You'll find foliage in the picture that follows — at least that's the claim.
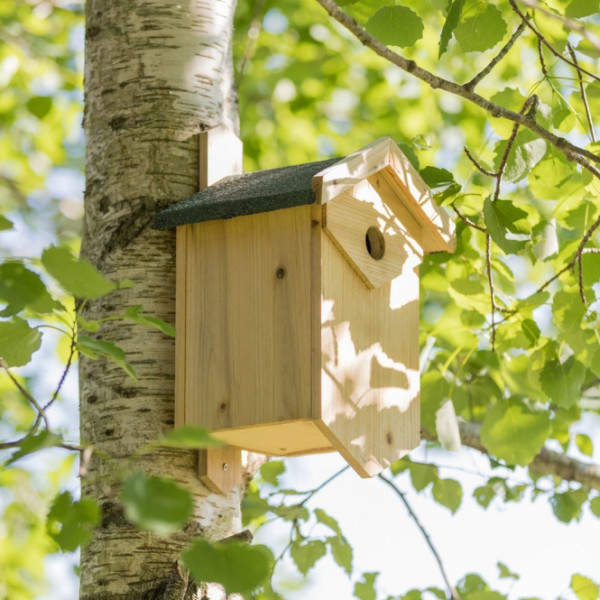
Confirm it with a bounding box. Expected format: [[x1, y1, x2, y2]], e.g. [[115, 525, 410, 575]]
[[3, 0, 600, 598]]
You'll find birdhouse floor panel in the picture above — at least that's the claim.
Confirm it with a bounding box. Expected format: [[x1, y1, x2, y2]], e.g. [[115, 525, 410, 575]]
[[212, 420, 334, 457]]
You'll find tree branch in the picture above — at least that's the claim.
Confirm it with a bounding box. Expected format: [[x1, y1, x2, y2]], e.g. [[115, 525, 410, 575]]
[[466, 21, 526, 90], [509, 0, 600, 83], [517, 0, 600, 53], [378, 474, 460, 600], [314, 0, 600, 180], [424, 421, 600, 492]]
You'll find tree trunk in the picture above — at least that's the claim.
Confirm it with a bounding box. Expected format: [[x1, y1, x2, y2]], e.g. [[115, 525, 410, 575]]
[[81, 1, 240, 598]]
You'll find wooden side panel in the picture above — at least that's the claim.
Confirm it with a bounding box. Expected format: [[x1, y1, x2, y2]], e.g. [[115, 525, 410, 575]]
[[319, 226, 421, 477], [175, 226, 187, 427], [184, 205, 315, 442]]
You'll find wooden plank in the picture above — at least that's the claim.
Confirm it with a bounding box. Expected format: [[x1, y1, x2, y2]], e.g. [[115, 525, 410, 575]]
[[319, 227, 421, 477], [184, 205, 315, 446], [195, 124, 244, 493], [199, 123, 243, 189], [198, 446, 243, 495]]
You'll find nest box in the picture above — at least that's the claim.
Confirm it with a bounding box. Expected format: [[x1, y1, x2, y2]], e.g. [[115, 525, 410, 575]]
[[154, 129, 455, 490]]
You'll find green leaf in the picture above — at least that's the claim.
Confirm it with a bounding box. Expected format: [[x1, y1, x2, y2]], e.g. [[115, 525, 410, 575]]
[[590, 496, 600, 518], [432, 478, 462, 514], [493, 131, 546, 183], [576, 433, 593, 457], [366, 6, 424, 48], [408, 461, 438, 491], [0, 317, 42, 367], [47, 492, 99, 552], [26, 96, 52, 119], [6, 430, 63, 466], [77, 335, 137, 379], [566, 0, 600, 17], [521, 319, 540, 345], [158, 426, 224, 449], [260, 460, 286, 486], [419, 166, 461, 200], [0, 262, 60, 316], [272, 503, 309, 522], [439, 0, 465, 57], [290, 539, 327, 575], [121, 471, 192, 535], [571, 574, 600, 600], [124, 305, 176, 337], [497, 561, 519, 580], [550, 489, 588, 523], [315, 508, 342, 535], [540, 355, 585, 408], [483, 197, 529, 254], [183, 538, 273, 594], [41, 245, 116, 299], [328, 535, 353, 575], [454, 1, 507, 52], [480, 399, 551, 465], [0, 215, 12, 231], [354, 572, 378, 600]]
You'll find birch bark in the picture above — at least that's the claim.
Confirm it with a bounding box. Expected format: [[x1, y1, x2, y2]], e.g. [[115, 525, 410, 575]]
[[81, 1, 240, 598]]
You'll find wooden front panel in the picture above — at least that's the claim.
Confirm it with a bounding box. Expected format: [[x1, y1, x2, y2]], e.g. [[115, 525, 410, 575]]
[[180, 205, 315, 436], [319, 224, 421, 477]]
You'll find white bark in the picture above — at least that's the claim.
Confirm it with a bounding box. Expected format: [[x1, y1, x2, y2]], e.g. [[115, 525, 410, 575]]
[[81, 1, 241, 598]]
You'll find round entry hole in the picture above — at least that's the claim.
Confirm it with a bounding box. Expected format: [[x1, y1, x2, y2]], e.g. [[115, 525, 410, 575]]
[[365, 226, 385, 260]]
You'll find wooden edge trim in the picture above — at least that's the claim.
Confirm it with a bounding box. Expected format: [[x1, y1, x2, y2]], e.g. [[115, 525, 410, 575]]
[[312, 137, 393, 205]]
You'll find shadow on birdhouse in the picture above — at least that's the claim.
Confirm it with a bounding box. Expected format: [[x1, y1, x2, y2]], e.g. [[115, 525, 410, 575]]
[[154, 128, 455, 493]]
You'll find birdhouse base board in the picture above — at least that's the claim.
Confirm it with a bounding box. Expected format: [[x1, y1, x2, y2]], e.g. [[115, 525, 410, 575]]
[[212, 419, 334, 457]]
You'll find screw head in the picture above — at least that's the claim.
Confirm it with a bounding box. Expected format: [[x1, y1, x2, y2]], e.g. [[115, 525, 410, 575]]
[[222, 462, 229, 472]]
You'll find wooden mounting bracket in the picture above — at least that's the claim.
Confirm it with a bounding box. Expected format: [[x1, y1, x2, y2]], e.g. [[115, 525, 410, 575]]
[[196, 123, 245, 494]]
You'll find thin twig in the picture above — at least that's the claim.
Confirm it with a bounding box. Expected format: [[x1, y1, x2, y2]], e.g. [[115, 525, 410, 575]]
[[299, 465, 349, 506], [236, 0, 267, 86], [535, 211, 600, 296], [1, 360, 50, 429], [494, 95, 538, 202], [313, 0, 600, 180], [537, 37, 547, 77], [518, 0, 600, 53], [464, 147, 497, 177], [452, 205, 486, 233], [466, 21, 526, 90], [44, 319, 77, 411], [578, 254, 586, 305], [378, 474, 460, 600], [486, 235, 497, 351], [568, 43, 596, 143], [508, 0, 600, 83]]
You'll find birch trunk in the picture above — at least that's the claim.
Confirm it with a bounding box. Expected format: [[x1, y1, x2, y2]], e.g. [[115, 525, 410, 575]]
[[81, 1, 240, 598]]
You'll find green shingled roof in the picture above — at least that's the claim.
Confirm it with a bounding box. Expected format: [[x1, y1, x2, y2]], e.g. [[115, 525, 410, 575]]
[[153, 158, 339, 230]]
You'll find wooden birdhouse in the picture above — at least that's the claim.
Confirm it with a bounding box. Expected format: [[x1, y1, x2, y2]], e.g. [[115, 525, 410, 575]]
[[154, 128, 455, 492]]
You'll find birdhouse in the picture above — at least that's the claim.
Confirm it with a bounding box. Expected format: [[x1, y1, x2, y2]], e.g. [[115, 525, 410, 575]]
[[154, 131, 455, 489]]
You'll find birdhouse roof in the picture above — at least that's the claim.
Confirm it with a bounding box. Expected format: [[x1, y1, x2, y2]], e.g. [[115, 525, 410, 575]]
[[153, 158, 339, 230], [153, 137, 455, 253]]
